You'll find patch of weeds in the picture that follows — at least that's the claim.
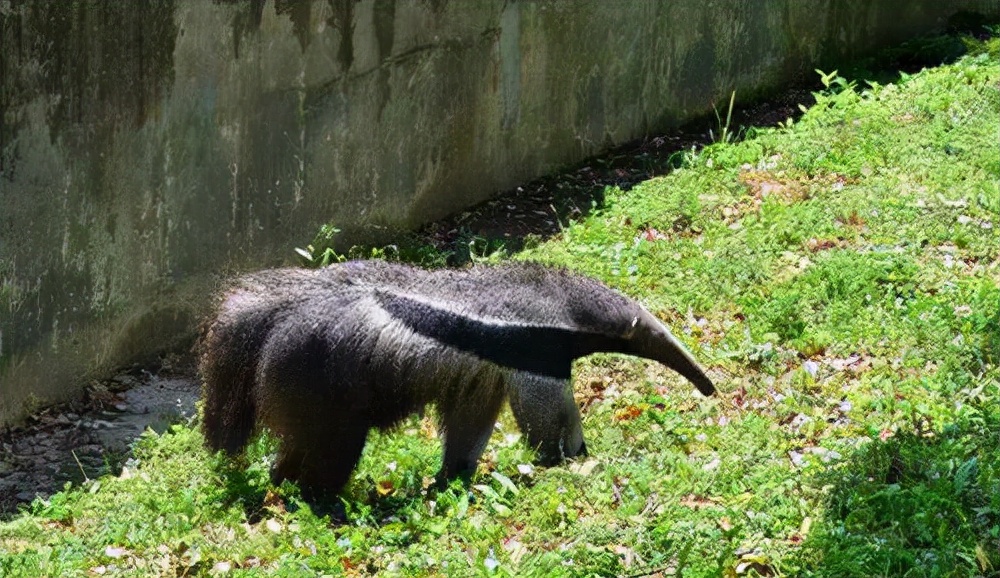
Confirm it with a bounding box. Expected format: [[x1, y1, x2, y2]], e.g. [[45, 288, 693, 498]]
[[709, 91, 739, 145], [295, 223, 450, 268], [807, 70, 861, 115], [804, 404, 1000, 577], [625, 178, 703, 233], [906, 277, 1000, 378], [743, 249, 920, 355], [448, 227, 511, 265], [962, 283, 1000, 368], [293, 223, 346, 267], [208, 432, 280, 521], [756, 290, 809, 343], [345, 416, 441, 501]]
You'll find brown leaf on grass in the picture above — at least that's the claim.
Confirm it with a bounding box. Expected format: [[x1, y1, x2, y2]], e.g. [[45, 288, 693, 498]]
[[838, 209, 867, 229], [738, 170, 810, 204], [376, 480, 395, 496], [43, 519, 72, 531], [826, 354, 873, 376], [612, 476, 628, 507], [242, 557, 263, 568], [419, 416, 438, 439], [733, 170, 855, 226], [614, 405, 644, 421], [262, 490, 286, 513], [679, 493, 721, 509], [806, 237, 847, 252], [502, 523, 530, 565], [503, 536, 528, 565], [788, 516, 812, 545], [577, 378, 611, 409], [730, 386, 748, 410], [613, 544, 639, 568], [637, 227, 668, 243], [718, 516, 734, 532]]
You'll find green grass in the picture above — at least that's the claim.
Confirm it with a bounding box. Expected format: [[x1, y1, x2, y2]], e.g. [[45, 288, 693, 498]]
[[3, 38, 1000, 577]]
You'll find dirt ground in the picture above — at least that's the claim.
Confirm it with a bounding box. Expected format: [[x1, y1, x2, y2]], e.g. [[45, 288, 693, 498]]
[[0, 368, 199, 517]]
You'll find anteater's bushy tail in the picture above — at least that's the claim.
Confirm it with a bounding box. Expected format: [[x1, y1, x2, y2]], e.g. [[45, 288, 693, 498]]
[[199, 310, 266, 456]]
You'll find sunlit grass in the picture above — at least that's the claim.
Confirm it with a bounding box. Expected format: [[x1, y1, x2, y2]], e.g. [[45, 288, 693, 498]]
[[2, 35, 999, 578]]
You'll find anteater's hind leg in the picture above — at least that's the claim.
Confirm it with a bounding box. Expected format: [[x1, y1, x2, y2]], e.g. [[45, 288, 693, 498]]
[[200, 309, 272, 456], [256, 330, 372, 498], [270, 407, 371, 499]]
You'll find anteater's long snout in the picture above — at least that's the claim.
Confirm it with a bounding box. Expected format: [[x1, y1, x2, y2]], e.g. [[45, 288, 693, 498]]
[[629, 309, 716, 396]]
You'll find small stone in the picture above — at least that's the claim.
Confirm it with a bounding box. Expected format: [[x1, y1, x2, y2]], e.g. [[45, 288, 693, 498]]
[[570, 458, 601, 476], [105, 546, 127, 559]]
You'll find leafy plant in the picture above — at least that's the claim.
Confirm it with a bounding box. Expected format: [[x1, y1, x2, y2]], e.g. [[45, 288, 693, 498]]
[[294, 224, 345, 268], [710, 90, 739, 145], [294, 224, 451, 268]]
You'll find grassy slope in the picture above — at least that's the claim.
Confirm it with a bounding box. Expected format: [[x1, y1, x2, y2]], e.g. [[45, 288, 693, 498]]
[[2, 44, 999, 578]]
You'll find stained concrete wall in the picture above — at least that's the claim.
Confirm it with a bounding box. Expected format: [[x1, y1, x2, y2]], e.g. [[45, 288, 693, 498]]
[[1, 0, 997, 426]]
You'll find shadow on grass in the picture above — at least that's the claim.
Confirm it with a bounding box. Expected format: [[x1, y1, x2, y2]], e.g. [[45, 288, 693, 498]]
[[209, 440, 453, 527], [803, 405, 1000, 577], [211, 456, 274, 524], [408, 87, 811, 266]]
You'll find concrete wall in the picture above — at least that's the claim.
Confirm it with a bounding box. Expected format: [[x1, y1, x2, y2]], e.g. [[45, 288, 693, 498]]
[[1, 0, 997, 426]]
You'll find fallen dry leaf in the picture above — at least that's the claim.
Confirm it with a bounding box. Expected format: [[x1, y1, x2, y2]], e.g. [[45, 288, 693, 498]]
[[679, 494, 721, 509], [376, 480, 395, 496], [615, 405, 644, 421]]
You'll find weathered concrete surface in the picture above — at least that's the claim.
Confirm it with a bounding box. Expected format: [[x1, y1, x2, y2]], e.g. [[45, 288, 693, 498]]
[[1, 0, 998, 426]]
